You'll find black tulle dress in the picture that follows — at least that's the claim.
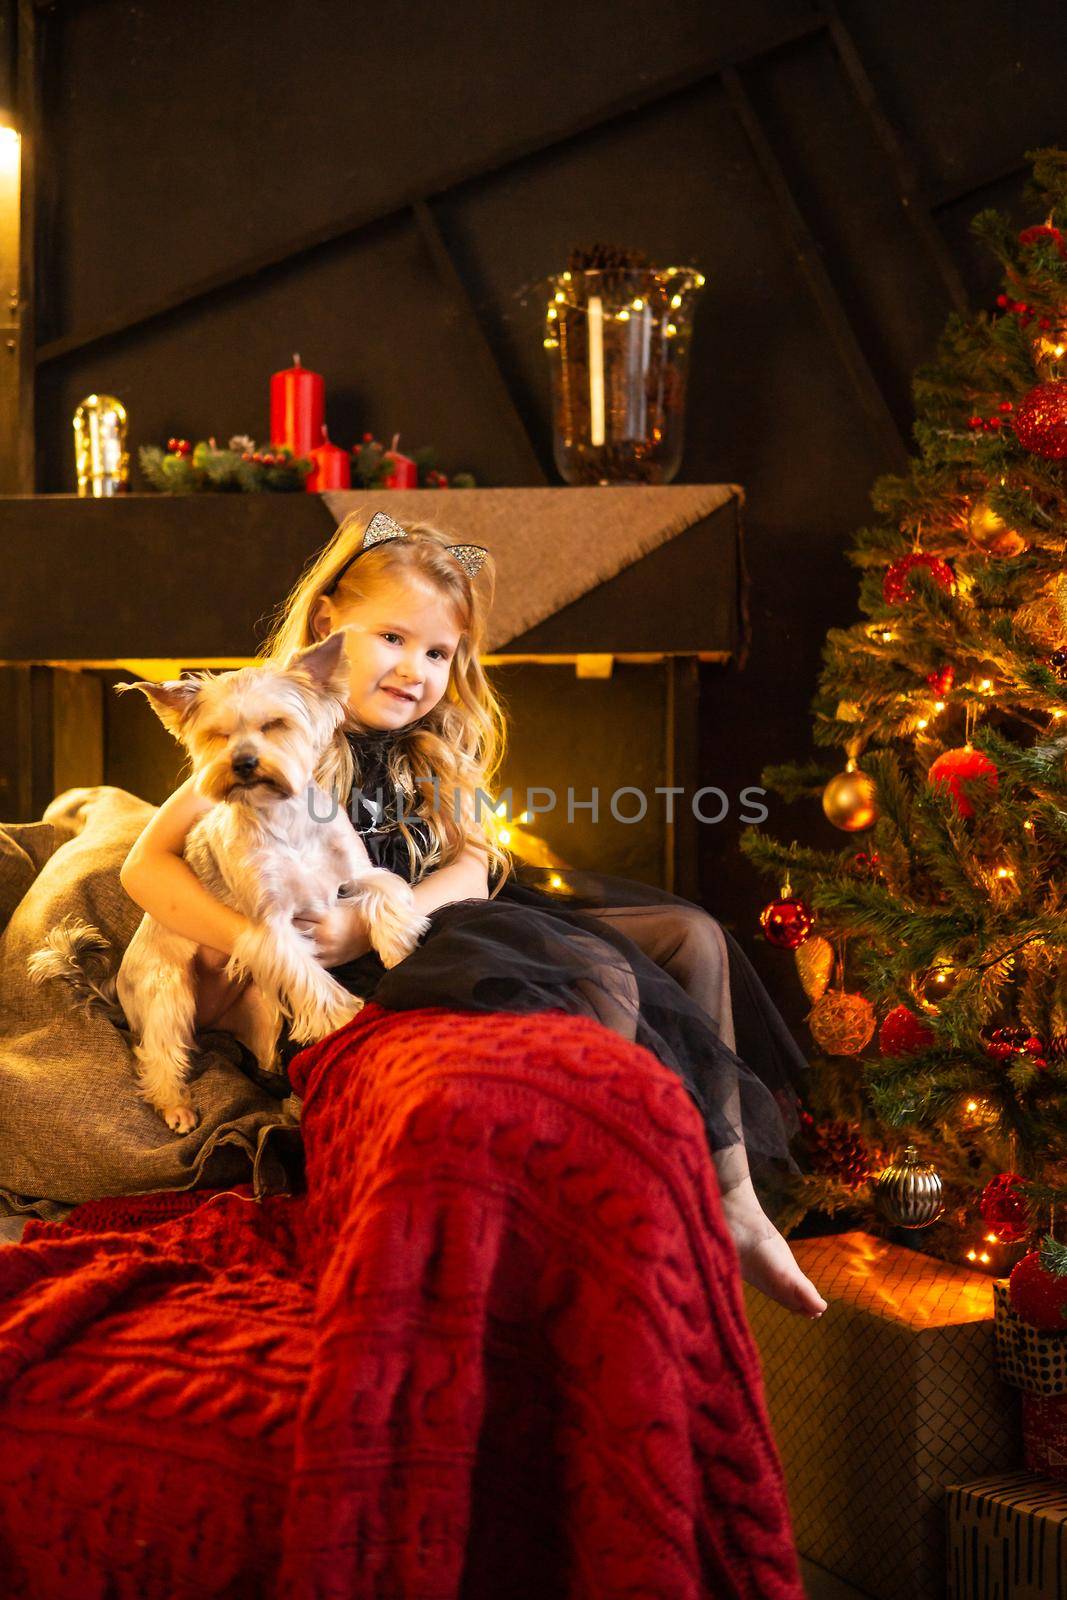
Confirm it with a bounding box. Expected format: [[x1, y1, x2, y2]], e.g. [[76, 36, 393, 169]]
[[284, 730, 810, 1203]]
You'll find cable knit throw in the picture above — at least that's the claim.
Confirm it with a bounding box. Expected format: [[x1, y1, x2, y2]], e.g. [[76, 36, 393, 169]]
[[0, 1003, 802, 1599]]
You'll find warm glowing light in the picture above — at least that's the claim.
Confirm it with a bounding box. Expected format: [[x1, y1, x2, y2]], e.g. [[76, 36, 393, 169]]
[[979, 678, 993, 692], [1053, 710, 1066, 721], [980, 1252, 991, 1264], [543, 337, 559, 349], [666, 323, 678, 336], [549, 874, 563, 889], [966, 1249, 977, 1261], [562, 270, 572, 281], [1024, 819, 1035, 832], [554, 290, 565, 303], [616, 308, 631, 322], [517, 812, 530, 824], [632, 297, 644, 310], [917, 718, 929, 730], [498, 828, 511, 845], [694, 272, 706, 286], [546, 306, 557, 320], [670, 293, 683, 308], [934, 700, 946, 713], [984, 1233, 999, 1245], [0, 125, 19, 177], [494, 801, 509, 817], [995, 865, 1015, 879]]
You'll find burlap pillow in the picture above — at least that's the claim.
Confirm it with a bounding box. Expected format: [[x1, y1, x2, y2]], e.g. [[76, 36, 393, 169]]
[[0, 822, 56, 930], [0, 786, 302, 1220]]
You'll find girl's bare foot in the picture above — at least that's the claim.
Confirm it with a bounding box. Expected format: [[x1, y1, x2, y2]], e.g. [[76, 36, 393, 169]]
[[719, 1184, 828, 1319]]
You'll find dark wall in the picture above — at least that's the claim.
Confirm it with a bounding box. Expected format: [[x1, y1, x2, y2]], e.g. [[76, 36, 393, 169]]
[[25, 0, 1067, 1020]]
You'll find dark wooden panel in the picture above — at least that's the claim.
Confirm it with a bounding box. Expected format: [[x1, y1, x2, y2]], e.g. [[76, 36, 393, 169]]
[[0, 494, 743, 661]]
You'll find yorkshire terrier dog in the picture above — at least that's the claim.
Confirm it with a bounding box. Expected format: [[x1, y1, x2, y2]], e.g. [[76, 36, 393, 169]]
[[28, 631, 428, 1134]]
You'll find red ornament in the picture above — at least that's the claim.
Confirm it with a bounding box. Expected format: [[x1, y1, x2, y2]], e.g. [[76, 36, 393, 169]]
[[980, 1172, 1032, 1244], [878, 1005, 935, 1057], [1014, 381, 1067, 460], [759, 896, 814, 950], [1018, 223, 1067, 257], [927, 747, 999, 819], [882, 552, 956, 606], [1010, 1241, 1067, 1329], [925, 664, 955, 695], [383, 434, 419, 490]]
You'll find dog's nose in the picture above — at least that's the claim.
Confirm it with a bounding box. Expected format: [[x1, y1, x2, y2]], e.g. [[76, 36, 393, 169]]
[[232, 752, 259, 777]]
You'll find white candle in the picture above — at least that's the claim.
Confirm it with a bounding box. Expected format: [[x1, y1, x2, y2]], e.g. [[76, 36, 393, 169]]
[[587, 295, 605, 448]]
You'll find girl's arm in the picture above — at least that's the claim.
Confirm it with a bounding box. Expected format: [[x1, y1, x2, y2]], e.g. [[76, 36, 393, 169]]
[[119, 775, 253, 964]]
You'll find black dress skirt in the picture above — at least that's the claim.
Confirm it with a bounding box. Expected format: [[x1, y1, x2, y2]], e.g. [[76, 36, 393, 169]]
[[285, 730, 810, 1203]]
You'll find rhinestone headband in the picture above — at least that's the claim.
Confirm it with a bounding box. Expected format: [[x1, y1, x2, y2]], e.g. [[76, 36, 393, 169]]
[[322, 510, 489, 595]]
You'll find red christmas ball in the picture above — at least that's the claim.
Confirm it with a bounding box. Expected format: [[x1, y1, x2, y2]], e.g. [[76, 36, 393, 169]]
[[759, 896, 814, 950], [1009, 1248, 1067, 1330], [927, 747, 999, 819], [980, 1172, 1031, 1244], [1014, 381, 1067, 459], [878, 1005, 935, 1057], [882, 552, 956, 606]]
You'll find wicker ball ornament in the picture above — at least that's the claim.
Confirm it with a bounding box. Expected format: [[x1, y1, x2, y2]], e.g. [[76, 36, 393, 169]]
[[759, 895, 814, 950], [927, 746, 999, 819], [795, 934, 834, 1001], [1014, 380, 1067, 459], [882, 552, 956, 606], [874, 1145, 945, 1229], [822, 766, 879, 831], [808, 990, 876, 1055]]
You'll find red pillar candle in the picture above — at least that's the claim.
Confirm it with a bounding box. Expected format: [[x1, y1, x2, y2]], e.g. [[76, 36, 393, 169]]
[[270, 354, 325, 456], [305, 426, 351, 492], [383, 433, 418, 489]]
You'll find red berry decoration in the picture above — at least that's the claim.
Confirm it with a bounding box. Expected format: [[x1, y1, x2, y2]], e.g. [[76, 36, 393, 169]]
[[759, 896, 814, 950], [926, 664, 955, 695], [1018, 223, 1067, 258], [1014, 381, 1067, 460], [980, 1172, 1032, 1244], [927, 747, 999, 819], [882, 552, 956, 606], [1009, 1237, 1067, 1330], [878, 1005, 935, 1057]]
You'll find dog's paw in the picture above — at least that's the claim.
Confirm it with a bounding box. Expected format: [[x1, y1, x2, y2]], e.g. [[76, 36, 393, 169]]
[[160, 1102, 199, 1135], [372, 910, 432, 970], [288, 989, 363, 1044]]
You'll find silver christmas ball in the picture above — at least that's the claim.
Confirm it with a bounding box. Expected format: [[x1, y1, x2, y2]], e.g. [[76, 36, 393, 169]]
[[874, 1144, 944, 1229]]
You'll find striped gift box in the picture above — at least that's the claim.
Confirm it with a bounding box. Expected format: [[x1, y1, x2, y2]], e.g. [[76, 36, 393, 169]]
[[947, 1472, 1067, 1599]]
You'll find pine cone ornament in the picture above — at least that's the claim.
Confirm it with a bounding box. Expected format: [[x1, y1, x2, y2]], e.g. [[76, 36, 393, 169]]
[[801, 1112, 872, 1189]]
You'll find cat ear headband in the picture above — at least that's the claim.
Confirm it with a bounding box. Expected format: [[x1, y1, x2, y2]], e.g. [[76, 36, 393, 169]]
[[322, 510, 489, 595]]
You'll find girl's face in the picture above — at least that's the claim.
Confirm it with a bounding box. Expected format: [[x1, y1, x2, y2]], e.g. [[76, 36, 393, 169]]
[[313, 575, 462, 732]]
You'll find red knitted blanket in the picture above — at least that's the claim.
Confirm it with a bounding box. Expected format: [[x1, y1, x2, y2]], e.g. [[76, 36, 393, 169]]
[[0, 1003, 802, 1599]]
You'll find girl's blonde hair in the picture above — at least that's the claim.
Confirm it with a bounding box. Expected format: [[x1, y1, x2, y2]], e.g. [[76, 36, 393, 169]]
[[258, 509, 511, 891]]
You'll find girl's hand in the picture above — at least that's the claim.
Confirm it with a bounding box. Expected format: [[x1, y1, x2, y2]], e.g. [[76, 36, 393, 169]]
[[292, 899, 372, 969]]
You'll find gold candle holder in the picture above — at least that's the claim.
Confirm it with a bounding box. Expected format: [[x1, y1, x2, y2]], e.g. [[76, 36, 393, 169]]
[[74, 394, 129, 497]]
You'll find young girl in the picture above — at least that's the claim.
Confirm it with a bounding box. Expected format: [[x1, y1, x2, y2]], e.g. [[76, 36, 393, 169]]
[[121, 510, 826, 1320]]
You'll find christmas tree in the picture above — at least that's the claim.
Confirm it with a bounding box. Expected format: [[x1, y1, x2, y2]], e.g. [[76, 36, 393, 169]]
[[743, 148, 1067, 1268]]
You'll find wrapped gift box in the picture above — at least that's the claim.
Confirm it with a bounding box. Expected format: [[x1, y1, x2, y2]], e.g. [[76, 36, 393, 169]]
[[946, 1472, 1067, 1598], [993, 1280, 1067, 1395], [744, 1231, 1020, 1600]]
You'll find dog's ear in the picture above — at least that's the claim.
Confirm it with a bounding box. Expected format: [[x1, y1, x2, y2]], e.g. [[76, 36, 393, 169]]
[[114, 676, 204, 739], [285, 630, 349, 696]]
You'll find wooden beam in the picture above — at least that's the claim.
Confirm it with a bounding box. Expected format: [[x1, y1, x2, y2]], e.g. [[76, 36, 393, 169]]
[[721, 65, 908, 470], [411, 198, 547, 486], [36, 14, 829, 367], [822, 3, 968, 313]]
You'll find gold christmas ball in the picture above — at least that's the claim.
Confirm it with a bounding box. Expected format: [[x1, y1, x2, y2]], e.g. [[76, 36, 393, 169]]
[[873, 1144, 944, 1229], [967, 500, 1027, 558], [822, 766, 879, 832], [795, 935, 834, 1002], [809, 990, 876, 1056]]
